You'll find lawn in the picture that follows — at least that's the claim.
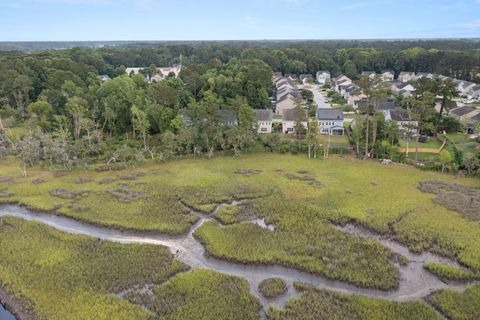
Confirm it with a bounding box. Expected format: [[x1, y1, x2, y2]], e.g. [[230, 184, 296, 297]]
[[445, 133, 479, 154]]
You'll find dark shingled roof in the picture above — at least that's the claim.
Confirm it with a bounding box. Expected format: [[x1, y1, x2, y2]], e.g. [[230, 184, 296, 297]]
[[390, 110, 413, 122], [317, 108, 344, 120], [451, 106, 476, 117], [256, 109, 273, 122], [378, 101, 400, 111], [218, 110, 237, 123]]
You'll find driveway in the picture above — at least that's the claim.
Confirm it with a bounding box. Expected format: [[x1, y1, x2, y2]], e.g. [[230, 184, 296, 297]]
[[298, 84, 331, 109]]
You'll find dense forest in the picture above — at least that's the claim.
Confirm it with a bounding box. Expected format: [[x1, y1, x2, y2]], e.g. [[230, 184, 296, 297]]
[[0, 40, 479, 174]]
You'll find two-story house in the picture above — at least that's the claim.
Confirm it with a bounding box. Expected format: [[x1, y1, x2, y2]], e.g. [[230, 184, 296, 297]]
[[317, 109, 345, 135]]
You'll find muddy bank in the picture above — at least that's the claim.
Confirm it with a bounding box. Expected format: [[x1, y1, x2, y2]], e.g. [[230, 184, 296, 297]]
[[0, 287, 34, 320], [0, 204, 477, 314]]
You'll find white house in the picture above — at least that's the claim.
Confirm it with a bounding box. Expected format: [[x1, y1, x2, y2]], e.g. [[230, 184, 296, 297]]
[[381, 70, 395, 82], [256, 110, 273, 134], [125, 66, 181, 82], [469, 84, 480, 99], [384, 109, 418, 133], [97, 75, 111, 84], [317, 109, 345, 135], [362, 71, 376, 79], [333, 75, 353, 92], [398, 72, 416, 83], [282, 109, 307, 134], [316, 71, 331, 85]]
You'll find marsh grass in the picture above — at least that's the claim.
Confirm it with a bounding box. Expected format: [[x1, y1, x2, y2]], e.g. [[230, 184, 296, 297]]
[[428, 285, 480, 320], [0, 154, 479, 283], [125, 269, 260, 320], [258, 278, 287, 299], [267, 282, 442, 320], [0, 217, 187, 320], [424, 262, 480, 282]]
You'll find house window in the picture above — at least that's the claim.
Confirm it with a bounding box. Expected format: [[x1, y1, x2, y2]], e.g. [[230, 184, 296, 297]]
[[261, 128, 268, 132], [287, 128, 294, 132]]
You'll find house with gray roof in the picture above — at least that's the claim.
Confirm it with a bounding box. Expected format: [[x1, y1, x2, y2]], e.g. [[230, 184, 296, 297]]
[[316, 71, 331, 85], [384, 109, 418, 133], [218, 110, 237, 126], [256, 110, 273, 134], [317, 109, 345, 135], [282, 109, 307, 134], [362, 71, 376, 79]]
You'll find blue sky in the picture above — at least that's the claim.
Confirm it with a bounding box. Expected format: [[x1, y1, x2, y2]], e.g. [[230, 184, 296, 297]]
[[0, 0, 479, 41]]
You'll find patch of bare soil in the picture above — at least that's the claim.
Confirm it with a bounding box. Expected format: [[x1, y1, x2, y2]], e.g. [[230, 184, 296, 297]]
[[50, 189, 89, 200], [285, 173, 323, 188], [234, 169, 262, 176], [0, 176, 13, 183], [74, 177, 91, 184], [67, 203, 90, 212], [0, 190, 15, 198], [97, 177, 117, 185], [95, 164, 126, 172], [32, 178, 45, 185], [53, 170, 68, 177], [108, 186, 147, 203], [118, 172, 145, 180], [419, 181, 480, 220]]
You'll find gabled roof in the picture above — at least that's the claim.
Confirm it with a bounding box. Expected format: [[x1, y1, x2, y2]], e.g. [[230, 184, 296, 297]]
[[382, 70, 395, 75], [378, 101, 400, 110], [344, 84, 359, 93], [316, 71, 331, 76], [472, 84, 480, 91], [256, 109, 273, 122], [450, 106, 476, 117], [283, 109, 304, 122], [317, 108, 344, 120], [399, 72, 415, 76], [390, 110, 414, 122], [218, 110, 237, 123], [362, 71, 376, 76]]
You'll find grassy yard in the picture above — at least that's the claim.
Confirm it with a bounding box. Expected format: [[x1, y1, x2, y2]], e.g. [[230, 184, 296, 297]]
[[445, 133, 479, 154]]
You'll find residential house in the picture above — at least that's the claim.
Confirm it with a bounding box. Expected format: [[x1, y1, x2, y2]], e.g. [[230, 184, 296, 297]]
[[316, 71, 331, 85], [415, 72, 434, 80], [282, 109, 307, 134], [341, 84, 365, 106], [317, 109, 345, 135], [390, 82, 416, 97], [362, 71, 376, 79], [300, 74, 313, 83], [378, 100, 401, 111], [274, 76, 299, 115], [333, 75, 353, 91], [384, 109, 418, 133], [398, 72, 416, 83], [381, 70, 395, 82], [449, 106, 480, 133], [125, 66, 181, 82], [256, 110, 273, 134], [469, 84, 480, 99], [457, 81, 476, 97], [218, 110, 238, 126], [97, 75, 111, 84]]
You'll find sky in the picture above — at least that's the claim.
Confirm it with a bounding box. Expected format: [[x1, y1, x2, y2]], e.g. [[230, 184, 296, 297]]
[[0, 0, 480, 41]]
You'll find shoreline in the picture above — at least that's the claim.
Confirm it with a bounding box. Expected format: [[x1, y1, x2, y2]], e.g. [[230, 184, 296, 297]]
[[0, 286, 35, 320]]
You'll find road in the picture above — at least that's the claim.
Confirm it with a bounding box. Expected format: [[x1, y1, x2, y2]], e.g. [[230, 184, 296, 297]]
[[298, 84, 331, 109]]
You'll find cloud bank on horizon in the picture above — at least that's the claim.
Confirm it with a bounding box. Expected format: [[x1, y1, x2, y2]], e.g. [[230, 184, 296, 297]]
[[0, 0, 479, 41]]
